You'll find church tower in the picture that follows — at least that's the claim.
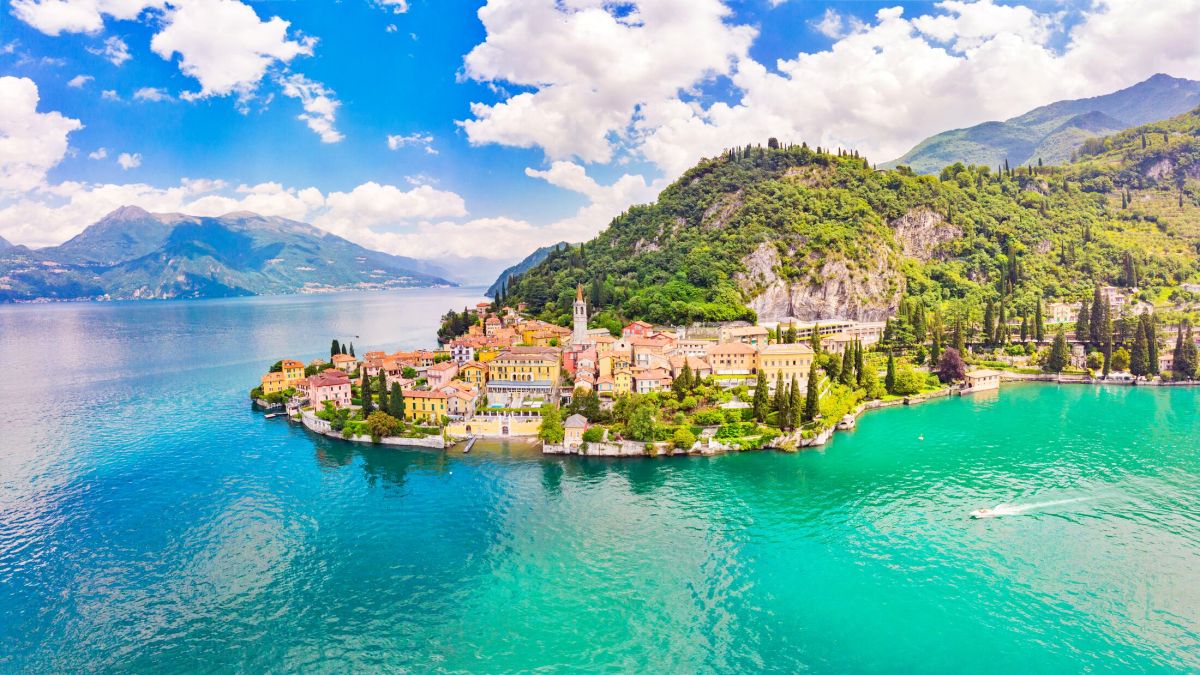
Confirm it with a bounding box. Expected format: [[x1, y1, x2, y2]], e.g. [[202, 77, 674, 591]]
[[573, 284, 588, 345]]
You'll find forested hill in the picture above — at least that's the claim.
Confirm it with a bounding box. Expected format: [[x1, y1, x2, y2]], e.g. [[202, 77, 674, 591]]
[[500, 109, 1200, 334]]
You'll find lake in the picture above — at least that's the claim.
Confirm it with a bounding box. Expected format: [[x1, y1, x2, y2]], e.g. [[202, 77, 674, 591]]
[[2, 289, 1199, 672]]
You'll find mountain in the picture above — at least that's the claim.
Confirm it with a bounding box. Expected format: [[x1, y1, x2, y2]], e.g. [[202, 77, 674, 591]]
[[0, 207, 455, 301], [486, 241, 570, 298], [886, 73, 1200, 174], [0, 234, 12, 251], [502, 109, 1200, 328]]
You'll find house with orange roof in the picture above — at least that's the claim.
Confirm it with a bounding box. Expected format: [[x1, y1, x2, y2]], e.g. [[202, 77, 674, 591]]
[[622, 320, 653, 339], [279, 359, 305, 385], [402, 389, 448, 422], [633, 367, 672, 394], [330, 353, 358, 373], [459, 361, 488, 386], [261, 371, 288, 395], [426, 360, 459, 389], [300, 370, 352, 408], [706, 341, 758, 375]]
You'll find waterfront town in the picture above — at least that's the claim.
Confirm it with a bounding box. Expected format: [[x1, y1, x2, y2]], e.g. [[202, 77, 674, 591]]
[[251, 282, 1200, 456]]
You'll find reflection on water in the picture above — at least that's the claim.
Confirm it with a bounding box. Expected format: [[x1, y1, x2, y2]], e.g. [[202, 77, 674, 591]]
[[1, 294, 1199, 672]]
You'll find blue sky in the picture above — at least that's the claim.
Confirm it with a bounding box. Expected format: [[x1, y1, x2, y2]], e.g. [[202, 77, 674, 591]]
[[1, 0, 1198, 274]]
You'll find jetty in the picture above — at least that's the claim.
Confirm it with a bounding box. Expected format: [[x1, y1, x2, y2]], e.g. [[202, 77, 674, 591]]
[[462, 436, 477, 454]]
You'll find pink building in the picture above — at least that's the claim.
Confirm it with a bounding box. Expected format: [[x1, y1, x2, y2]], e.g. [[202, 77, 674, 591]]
[[426, 360, 459, 389], [301, 370, 352, 408]]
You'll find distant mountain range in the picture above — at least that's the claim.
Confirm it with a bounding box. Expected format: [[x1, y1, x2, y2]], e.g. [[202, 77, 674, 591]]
[[886, 73, 1200, 174], [486, 241, 570, 298], [0, 206, 455, 301]]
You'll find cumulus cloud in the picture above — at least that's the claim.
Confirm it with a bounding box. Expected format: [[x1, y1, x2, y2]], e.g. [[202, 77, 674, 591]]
[[9, 0, 162, 36], [151, 0, 314, 100], [100, 88, 119, 100], [809, 8, 864, 39], [0, 76, 83, 192], [278, 73, 342, 142], [67, 74, 94, 88], [88, 147, 107, 159], [116, 152, 141, 169], [87, 35, 130, 65], [460, 0, 756, 163], [376, 0, 407, 13], [386, 132, 436, 154], [133, 86, 172, 102]]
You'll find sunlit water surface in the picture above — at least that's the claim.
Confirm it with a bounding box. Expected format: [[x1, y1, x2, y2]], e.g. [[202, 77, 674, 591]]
[[2, 289, 1199, 672]]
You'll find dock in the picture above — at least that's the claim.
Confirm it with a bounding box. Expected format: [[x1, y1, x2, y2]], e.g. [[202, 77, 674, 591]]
[[462, 437, 477, 454]]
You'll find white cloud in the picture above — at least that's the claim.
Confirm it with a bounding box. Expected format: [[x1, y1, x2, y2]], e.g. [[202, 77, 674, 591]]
[[67, 74, 94, 88], [100, 88, 119, 100], [0, 76, 83, 192], [377, 0, 407, 13], [150, 0, 314, 100], [9, 0, 162, 36], [460, 0, 756, 163], [87, 35, 130, 65], [278, 73, 342, 143], [525, 160, 663, 243], [810, 8, 864, 39], [88, 147, 107, 159], [133, 86, 172, 102], [386, 132, 435, 154], [116, 152, 141, 169], [385, 23, 397, 33]]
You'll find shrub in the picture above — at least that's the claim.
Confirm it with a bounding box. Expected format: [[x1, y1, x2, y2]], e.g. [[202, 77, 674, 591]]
[[673, 427, 696, 450], [582, 427, 603, 443]]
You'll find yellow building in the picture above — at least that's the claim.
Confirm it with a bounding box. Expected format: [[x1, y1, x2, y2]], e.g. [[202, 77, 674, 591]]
[[476, 348, 501, 363], [757, 343, 815, 388], [460, 361, 488, 387], [706, 341, 759, 375], [612, 368, 633, 395], [280, 359, 305, 385], [487, 349, 560, 385], [403, 390, 448, 422], [260, 371, 288, 395]]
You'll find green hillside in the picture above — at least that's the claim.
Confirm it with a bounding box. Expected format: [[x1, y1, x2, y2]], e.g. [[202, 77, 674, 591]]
[[501, 110, 1200, 332]]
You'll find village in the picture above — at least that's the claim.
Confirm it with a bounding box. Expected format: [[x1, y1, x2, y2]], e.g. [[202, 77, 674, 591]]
[[251, 282, 1200, 457]]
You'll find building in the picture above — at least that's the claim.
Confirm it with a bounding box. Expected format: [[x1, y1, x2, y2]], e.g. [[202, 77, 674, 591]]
[[757, 343, 815, 388], [1046, 302, 1077, 325], [403, 389, 448, 422], [459, 361, 488, 387], [669, 355, 712, 380], [963, 369, 1001, 393], [819, 333, 856, 355], [260, 371, 288, 395], [612, 369, 633, 396], [633, 368, 672, 394], [301, 370, 352, 408], [426, 360, 459, 389], [622, 321, 653, 339], [486, 348, 561, 405], [484, 316, 503, 336], [449, 341, 475, 364], [720, 324, 769, 347], [573, 284, 589, 346], [330, 353, 358, 372], [706, 341, 758, 375], [673, 339, 714, 358], [564, 414, 588, 448], [280, 359, 305, 385]]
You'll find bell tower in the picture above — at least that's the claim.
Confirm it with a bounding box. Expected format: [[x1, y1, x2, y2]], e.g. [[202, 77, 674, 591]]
[[573, 284, 588, 345]]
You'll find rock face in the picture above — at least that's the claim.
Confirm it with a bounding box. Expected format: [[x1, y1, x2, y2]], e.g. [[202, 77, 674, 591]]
[[889, 208, 960, 262], [737, 242, 903, 321]]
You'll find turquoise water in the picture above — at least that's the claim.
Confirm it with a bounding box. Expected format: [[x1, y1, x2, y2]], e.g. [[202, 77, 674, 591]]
[[2, 290, 1200, 672]]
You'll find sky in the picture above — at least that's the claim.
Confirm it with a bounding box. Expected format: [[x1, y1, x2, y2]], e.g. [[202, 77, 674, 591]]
[[2, 0, 1200, 271]]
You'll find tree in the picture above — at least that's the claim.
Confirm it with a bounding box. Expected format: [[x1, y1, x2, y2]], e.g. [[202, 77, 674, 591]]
[[839, 348, 855, 386], [1111, 347, 1131, 372], [854, 341, 866, 387], [627, 403, 657, 442], [538, 405, 565, 444], [778, 377, 793, 430], [361, 372, 374, 415], [365, 411, 403, 442], [885, 352, 897, 394], [672, 362, 693, 399], [789, 375, 802, 430], [1089, 286, 1105, 345], [752, 370, 770, 422], [773, 371, 786, 419], [1174, 321, 1196, 380], [1045, 329, 1070, 373], [953, 317, 966, 353], [1147, 313, 1160, 375], [809, 324, 822, 353], [935, 348, 967, 384], [1034, 299, 1045, 342], [341, 343, 348, 355], [803, 359, 820, 422], [389, 382, 405, 419], [891, 363, 923, 396], [1130, 314, 1149, 377], [331, 339, 341, 359], [377, 372, 389, 413], [982, 302, 995, 345], [673, 426, 696, 450], [1076, 297, 1090, 346], [348, 342, 355, 358], [1019, 315, 1028, 343]]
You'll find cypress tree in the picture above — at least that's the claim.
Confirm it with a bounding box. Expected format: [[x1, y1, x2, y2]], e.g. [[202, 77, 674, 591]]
[[331, 339, 341, 359], [1034, 299, 1045, 342], [1076, 297, 1091, 346], [774, 372, 786, 421], [854, 341, 866, 387], [377, 372, 389, 413], [1046, 329, 1070, 373], [1147, 313, 1159, 375], [930, 333, 941, 369], [996, 302, 1007, 344], [953, 317, 966, 353], [982, 302, 995, 346], [341, 343, 348, 355], [753, 370, 769, 422], [1174, 321, 1196, 380], [349, 343, 355, 358], [361, 372, 374, 415], [839, 348, 855, 386], [389, 382, 405, 419], [885, 353, 896, 394], [1020, 315, 1028, 343], [779, 378, 793, 430], [1130, 314, 1149, 377], [1090, 286, 1105, 345], [803, 359, 820, 422], [809, 324, 822, 353], [789, 375, 803, 429]]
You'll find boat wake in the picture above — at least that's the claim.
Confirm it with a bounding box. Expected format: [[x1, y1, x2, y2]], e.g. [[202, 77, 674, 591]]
[[970, 497, 1094, 519]]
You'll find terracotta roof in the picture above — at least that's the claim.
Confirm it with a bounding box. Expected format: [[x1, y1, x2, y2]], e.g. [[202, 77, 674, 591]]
[[306, 371, 350, 388], [428, 361, 457, 372], [708, 341, 757, 354], [564, 413, 588, 428], [331, 353, 357, 363], [403, 389, 448, 399], [280, 359, 304, 369], [759, 343, 815, 354], [262, 371, 287, 382]]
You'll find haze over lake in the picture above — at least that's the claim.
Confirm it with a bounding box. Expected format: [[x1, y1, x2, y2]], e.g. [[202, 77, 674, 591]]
[[2, 289, 1198, 672]]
